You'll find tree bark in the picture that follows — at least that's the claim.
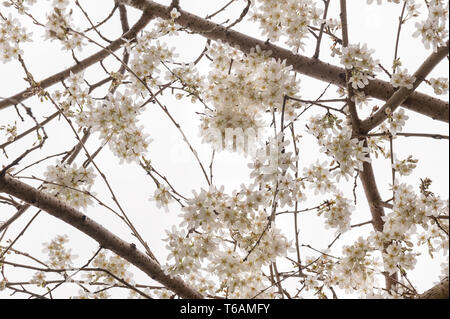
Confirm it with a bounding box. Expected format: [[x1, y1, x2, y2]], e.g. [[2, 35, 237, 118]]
[[0, 173, 203, 299], [118, 0, 449, 124]]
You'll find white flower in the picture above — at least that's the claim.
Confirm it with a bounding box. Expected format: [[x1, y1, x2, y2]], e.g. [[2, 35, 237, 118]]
[[367, 0, 400, 4], [391, 68, 416, 89], [76, 90, 152, 163], [150, 185, 174, 212], [31, 272, 46, 287], [386, 108, 409, 136], [170, 8, 181, 20], [318, 192, 354, 234], [339, 43, 380, 89], [42, 235, 77, 269], [251, 0, 323, 51], [200, 42, 299, 152], [392, 156, 418, 176], [412, 2, 449, 51], [308, 116, 370, 180], [53, 0, 69, 9]]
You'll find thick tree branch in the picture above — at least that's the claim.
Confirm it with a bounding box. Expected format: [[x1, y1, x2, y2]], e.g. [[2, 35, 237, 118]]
[[358, 159, 386, 232], [338, 0, 396, 292], [117, 0, 448, 124], [0, 111, 59, 150], [418, 277, 449, 299], [360, 41, 449, 133], [0, 173, 203, 299], [339, 0, 360, 132], [0, 11, 153, 110]]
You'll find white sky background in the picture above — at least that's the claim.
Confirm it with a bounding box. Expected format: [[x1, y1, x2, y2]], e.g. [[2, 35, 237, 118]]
[[0, 0, 448, 298]]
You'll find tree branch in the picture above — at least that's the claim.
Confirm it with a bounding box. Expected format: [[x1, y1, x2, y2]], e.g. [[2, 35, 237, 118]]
[[116, 0, 449, 124], [0, 11, 153, 110], [360, 41, 449, 133], [0, 173, 203, 299], [417, 277, 449, 299], [339, 0, 360, 132]]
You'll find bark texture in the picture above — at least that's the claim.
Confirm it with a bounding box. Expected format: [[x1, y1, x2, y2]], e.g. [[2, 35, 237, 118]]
[[0, 11, 153, 110], [418, 278, 449, 299]]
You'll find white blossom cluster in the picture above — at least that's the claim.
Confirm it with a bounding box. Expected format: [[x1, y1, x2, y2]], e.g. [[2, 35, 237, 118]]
[[30, 271, 46, 287], [379, 107, 409, 136], [303, 161, 336, 195], [168, 62, 204, 101], [151, 7, 182, 37], [51, 73, 150, 163], [340, 43, 380, 90], [76, 90, 152, 163], [42, 235, 77, 269], [335, 237, 380, 293], [179, 274, 217, 298], [43, 1, 85, 51], [162, 125, 366, 298], [73, 251, 135, 299], [52, 71, 94, 116], [201, 41, 300, 151], [391, 68, 416, 90], [164, 228, 217, 274], [392, 155, 418, 176], [413, 0, 449, 52], [336, 87, 372, 110], [351, 91, 371, 109], [377, 183, 448, 274], [313, 182, 449, 296], [301, 255, 336, 294], [366, 0, 448, 52], [0, 12, 32, 63], [128, 32, 177, 95], [0, 121, 17, 142], [325, 18, 341, 32], [43, 161, 96, 210], [200, 107, 264, 153], [302, 238, 381, 296], [250, 0, 324, 51], [164, 221, 286, 298], [150, 185, 174, 212], [307, 114, 371, 180], [429, 77, 449, 95], [85, 250, 134, 285], [382, 241, 418, 275], [365, 134, 389, 159], [1, 0, 37, 14], [384, 183, 448, 236]]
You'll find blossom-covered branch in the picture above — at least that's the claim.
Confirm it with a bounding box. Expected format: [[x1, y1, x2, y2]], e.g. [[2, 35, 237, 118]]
[[0, 173, 203, 299], [118, 0, 449, 123], [360, 41, 449, 133]]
